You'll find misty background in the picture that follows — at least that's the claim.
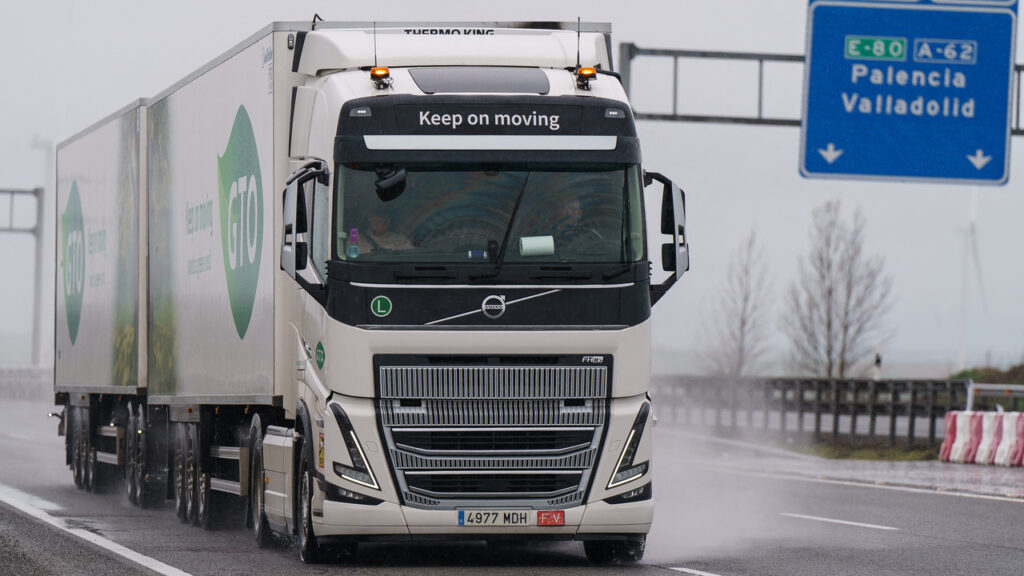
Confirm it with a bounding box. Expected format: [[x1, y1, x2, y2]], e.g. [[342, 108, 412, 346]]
[[2, 0, 1022, 377]]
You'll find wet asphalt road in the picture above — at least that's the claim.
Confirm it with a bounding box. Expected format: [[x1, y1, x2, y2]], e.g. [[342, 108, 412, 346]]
[[0, 398, 1022, 576]]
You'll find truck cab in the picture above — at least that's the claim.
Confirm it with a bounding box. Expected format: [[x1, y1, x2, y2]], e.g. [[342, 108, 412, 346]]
[[273, 23, 688, 563]]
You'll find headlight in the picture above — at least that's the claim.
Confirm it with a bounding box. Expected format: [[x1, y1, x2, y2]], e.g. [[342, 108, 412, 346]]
[[607, 402, 650, 489], [330, 403, 381, 491]]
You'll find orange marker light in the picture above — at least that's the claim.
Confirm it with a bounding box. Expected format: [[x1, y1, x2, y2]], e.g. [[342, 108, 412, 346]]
[[370, 67, 393, 89], [575, 67, 597, 90]]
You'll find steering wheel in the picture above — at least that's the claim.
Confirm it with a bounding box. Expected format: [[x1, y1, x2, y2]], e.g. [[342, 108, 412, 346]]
[[558, 226, 605, 242]]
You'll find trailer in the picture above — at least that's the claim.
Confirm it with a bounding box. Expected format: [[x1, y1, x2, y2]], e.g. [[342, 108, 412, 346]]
[[55, 21, 689, 563]]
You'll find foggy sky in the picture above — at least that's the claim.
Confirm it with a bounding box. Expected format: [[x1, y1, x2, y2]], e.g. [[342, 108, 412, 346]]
[[1, 0, 1022, 374]]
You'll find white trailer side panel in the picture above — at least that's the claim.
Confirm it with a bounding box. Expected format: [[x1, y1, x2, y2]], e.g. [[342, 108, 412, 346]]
[[56, 105, 143, 394], [147, 34, 277, 403]]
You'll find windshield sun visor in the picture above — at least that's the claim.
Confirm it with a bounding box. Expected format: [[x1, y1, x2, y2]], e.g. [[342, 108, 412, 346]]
[[335, 95, 640, 165]]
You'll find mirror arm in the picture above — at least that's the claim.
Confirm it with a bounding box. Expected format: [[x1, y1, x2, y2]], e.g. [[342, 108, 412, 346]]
[[649, 274, 678, 306]]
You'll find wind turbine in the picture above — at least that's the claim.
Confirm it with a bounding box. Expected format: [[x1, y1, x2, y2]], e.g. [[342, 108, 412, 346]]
[[957, 189, 988, 372]]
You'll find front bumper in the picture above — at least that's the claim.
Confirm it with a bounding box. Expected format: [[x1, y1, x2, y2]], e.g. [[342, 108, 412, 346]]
[[312, 496, 652, 539]]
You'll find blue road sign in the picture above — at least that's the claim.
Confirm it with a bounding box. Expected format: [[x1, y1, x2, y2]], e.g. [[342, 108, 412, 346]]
[[801, 0, 1018, 185]]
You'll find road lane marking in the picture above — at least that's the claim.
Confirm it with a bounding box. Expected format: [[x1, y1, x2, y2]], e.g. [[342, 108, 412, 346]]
[[685, 463, 1024, 504], [670, 568, 727, 576], [0, 484, 62, 511], [0, 483, 193, 576], [780, 512, 898, 531]]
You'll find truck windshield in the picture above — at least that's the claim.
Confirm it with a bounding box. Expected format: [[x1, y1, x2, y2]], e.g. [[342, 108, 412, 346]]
[[335, 164, 645, 265]]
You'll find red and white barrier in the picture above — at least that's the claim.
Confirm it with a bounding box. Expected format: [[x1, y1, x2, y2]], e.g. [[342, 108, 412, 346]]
[[939, 412, 958, 463], [974, 412, 1003, 466], [943, 411, 1023, 467], [1012, 413, 1024, 467], [994, 413, 1019, 467], [949, 411, 982, 464]]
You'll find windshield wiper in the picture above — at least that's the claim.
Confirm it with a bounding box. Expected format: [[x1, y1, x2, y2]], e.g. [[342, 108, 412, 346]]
[[602, 263, 633, 281], [476, 172, 532, 279]]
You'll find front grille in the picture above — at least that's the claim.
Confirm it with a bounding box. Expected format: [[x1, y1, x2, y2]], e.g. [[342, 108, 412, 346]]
[[393, 428, 595, 454], [380, 365, 608, 399], [405, 472, 582, 499], [380, 399, 605, 427], [375, 356, 609, 510]]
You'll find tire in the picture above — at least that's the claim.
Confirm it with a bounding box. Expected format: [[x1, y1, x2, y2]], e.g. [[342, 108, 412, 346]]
[[70, 408, 83, 489], [185, 423, 199, 525], [174, 424, 188, 521], [82, 410, 94, 492], [583, 537, 646, 564], [125, 403, 139, 505], [296, 442, 320, 564], [249, 416, 271, 548], [197, 442, 213, 530], [135, 404, 154, 508]]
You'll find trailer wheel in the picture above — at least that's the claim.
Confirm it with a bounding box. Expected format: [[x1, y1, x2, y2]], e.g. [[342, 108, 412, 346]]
[[197, 461, 212, 529], [296, 443, 321, 563], [249, 416, 271, 547], [583, 537, 646, 564], [82, 409, 94, 491], [185, 423, 199, 524], [135, 403, 155, 508], [126, 402, 139, 505], [174, 424, 187, 521], [71, 408, 83, 489]]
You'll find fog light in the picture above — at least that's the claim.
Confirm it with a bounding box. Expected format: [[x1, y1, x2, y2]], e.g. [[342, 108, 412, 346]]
[[604, 482, 652, 505]]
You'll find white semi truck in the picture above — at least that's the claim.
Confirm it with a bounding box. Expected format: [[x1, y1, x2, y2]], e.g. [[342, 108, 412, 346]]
[[54, 21, 688, 563]]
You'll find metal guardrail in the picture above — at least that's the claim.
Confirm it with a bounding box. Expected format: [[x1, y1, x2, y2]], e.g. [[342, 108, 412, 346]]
[[619, 44, 1024, 137], [652, 376, 972, 447], [0, 366, 52, 401], [966, 383, 1024, 411]]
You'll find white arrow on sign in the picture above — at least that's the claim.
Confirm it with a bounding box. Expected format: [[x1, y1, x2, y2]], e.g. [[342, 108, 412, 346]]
[[967, 149, 992, 171], [818, 143, 844, 164]]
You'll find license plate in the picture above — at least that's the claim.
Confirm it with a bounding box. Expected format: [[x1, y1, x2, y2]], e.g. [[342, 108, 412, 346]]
[[458, 510, 533, 526]]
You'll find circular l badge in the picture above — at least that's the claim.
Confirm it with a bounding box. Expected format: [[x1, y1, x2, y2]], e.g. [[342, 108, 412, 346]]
[[371, 295, 392, 318]]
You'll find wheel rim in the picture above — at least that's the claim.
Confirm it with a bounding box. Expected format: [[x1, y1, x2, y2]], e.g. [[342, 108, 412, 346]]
[[84, 445, 94, 488], [302, 473, 311, 542], [186, 430, 195, 519], [252, 451, 263, 532], [134, 414, 145, 497], [126, 409, 137, 502], [135, 424, 145, 496], [174, 446, 185, 516], [198, 473, 208, 521], [71, 412, 82, 487]]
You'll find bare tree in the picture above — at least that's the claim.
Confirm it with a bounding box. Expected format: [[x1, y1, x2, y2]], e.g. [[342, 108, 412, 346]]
[[782, 200, 893, 378], [704, 230, 772, 377]]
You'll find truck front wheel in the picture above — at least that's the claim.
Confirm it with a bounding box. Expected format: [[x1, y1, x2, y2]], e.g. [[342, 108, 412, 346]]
[[296, 446, 320, 563], [248, 416, 271, 547], [583, 537, 646, 564]]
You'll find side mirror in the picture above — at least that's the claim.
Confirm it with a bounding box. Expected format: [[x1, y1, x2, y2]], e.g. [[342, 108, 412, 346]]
[[282, 163, 324, 278], [281, 179, 300, 278], [375, 165, 407, 201], [645, 171, 689, 305]]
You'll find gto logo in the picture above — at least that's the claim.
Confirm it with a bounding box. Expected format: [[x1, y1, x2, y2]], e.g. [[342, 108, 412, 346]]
[[62, 182, 85, 345], [481, 295, 506, 319], [218, 105, 263, 339]]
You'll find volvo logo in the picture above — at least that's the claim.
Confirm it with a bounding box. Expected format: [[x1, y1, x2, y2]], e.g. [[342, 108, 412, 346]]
[[481, 295, 507, 319]]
